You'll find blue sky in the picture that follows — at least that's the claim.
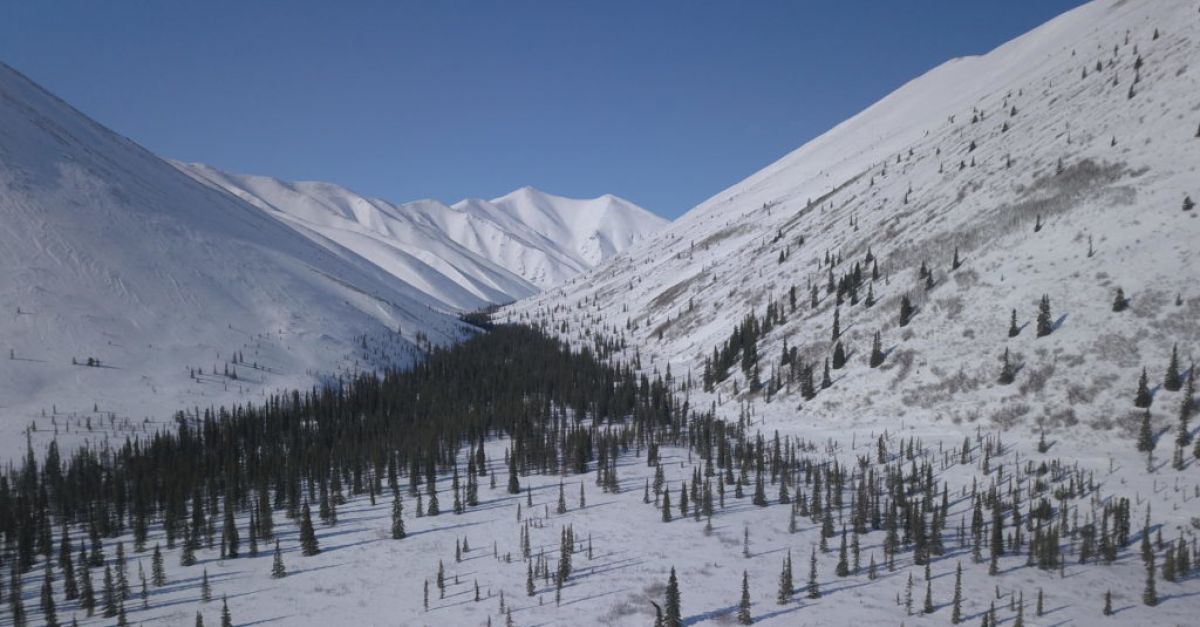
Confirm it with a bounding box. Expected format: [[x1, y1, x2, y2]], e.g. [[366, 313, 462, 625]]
[[0, 1, 1084, 218]]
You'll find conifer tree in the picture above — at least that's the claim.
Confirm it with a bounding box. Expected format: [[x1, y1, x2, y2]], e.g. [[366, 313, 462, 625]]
[[1164, 345, 1182, 391], [737, 571, 753, 625], [1008, 308, 1019, 337], [1137, 409, 1155, 453], [41, 564, 58, 627], [832, 341, 847, 370], [201, 568, 212, 602], [196, 612, 205, 627], [836, 527, 849, 576], [998, 348, 1015, 385], [221, 596, 232, 627], [777, 552, 793, 604], [923, 565, 934, 614], [1178, 369, 1195, 447], [1112, 287, 1127, 312], [665, 567, 681, 627], [869, 332, 884, 368], [661, 488, 673, 522], [1135, 368, 1152, 408], [270, 541, 286, 579], [1036, 588, 1044, 617], [9, 568, 26, 627], [1143, 553, 1158, 606], [391, 497, 406, 539], [80, 559, 95, 617], [1103, 590, 1113, 615], [899, 295, 914, 327], [103, 565, 118, 617], [1036, 295, 1052, 337], [951, 561, 963, 624], [807, 548, 821, 599], [299, 503, 320, 556], [152, 543, 166, 586]]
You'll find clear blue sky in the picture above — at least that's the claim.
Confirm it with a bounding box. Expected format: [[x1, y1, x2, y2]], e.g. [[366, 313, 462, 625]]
[[0, 1, 1084, 218]]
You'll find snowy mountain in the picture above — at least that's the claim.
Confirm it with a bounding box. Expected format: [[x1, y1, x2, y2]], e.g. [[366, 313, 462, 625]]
[[180, 165, 667, 305], [0, 60, 470, 457], [507, 0, 1200, 437]]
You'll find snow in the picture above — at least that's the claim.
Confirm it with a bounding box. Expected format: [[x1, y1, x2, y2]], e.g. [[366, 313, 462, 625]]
[[180, 164, 667, 303], [4, 0, 1200, 625]]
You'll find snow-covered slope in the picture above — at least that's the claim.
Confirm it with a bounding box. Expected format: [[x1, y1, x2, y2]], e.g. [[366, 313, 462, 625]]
[[0, 61, 470, 459], [453, 187, 668, 288], [180, 165, 668, 303], [507, 0, 1200, 437]]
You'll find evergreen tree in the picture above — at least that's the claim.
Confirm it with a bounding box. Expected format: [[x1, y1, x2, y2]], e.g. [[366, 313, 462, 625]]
[[1137, 409, 1155, 453], [1036, 294, 1052, 337], [661, 488, 672, 522], [221, 596, 232, 627], [737, 571, 753, 625], [869, 332, 884, 368], [836, 527, 849, 576], [923, 565, 934, 614], [1135, 368, 1152, 408], [664, 567, 681, 627], [152, 543, 167, 586], [807, 548, 821, 599], [899, 295, 914, 327], [777, 552, 793, 604], [1112, 287, 1127, 312], [832, 341, 847, 370], [196, 612, 205, 627], [998, 348, 1015, 385], [41, 564, 58, 627], [103, 565, 118, 617], [201, 568, 212, 602], [270, 541, 286, 579], [1143, 553, 1158, 606], [951, 562, 963, 624], [1164, 345, 1182, 391], [391, 496, 406, 539], [1103, 590, 1113, 616], [1008, 308, 1019, 337], [299, 503, 320, 556]]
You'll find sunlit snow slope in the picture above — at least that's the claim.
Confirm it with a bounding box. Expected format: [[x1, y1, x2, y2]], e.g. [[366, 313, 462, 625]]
[[181, 165, 667, 302], [507, 0, 1200, 437], [0, 61, 470, 458]]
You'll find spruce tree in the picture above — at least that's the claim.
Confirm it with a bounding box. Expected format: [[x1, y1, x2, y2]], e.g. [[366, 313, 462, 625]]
[[777, 552, 793, 604], [737, 571, 753, 625], [299, 503, 320, 556], [1137, 409, 1155, 453], [1178, 369, 1195, 447], [832, 341, 847, 370], [221, 596, 232, 627], [201, 568, 212, 602], [899, 295, 914, 327], [951, 561, 963, 624], [270, 541, 286, 579], [998, 348, 1015, 385], [1112, 287, 1127, 312], [152, 543, 166, 586], [869, 332, 884, 368], [1164, 345, 1182, 391], [1135, 368, 1152, 408], [1036, 294, 1052, 337], [1143, 553, 1158, 606], [41, 564, 58, 627], [391, 497, 406, 539], [1103, 590, 1113, 615], [807, 548, 820, 599], [1008, 308, 1019, 337], [103, 565, 118, 617], [664, 567, 681, 627]]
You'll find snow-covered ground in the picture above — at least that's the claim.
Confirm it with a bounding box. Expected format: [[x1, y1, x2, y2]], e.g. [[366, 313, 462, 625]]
[[0, 62, 662, 464], [180, 165, 666, 307], [506, 0, 1200, 446], [27, 421, 1200, 627]]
